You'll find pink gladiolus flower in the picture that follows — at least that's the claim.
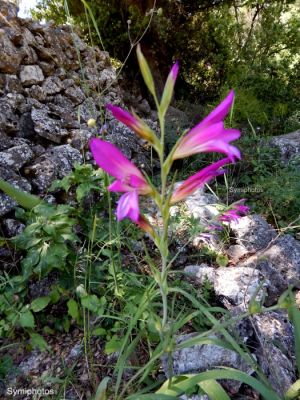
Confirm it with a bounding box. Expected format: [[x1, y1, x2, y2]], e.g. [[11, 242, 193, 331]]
[[170, 61, 179, 82], [106, 104, 157, 143], [173, 90, 241, 162], [170, 158, 229, 204], [218, 199, 249, 223], [90, 138, 152, 223], [218, 209, 241, 223]]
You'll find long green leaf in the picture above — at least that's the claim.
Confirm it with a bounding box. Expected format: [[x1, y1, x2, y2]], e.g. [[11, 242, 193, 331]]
[[0, 178, 41, 209], [157, 369, 280, 400], [199, 379, 231, 400], [285, 379, 300, 399], [177, 336, 234, 352], [157, 375, 230, 399], [290, 303, 300, 375], [93, 377, 110, 400]]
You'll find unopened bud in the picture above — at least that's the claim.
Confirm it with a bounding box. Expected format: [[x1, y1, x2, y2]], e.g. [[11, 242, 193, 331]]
[[87, 118, 97, 128], [157, 7, 163, 16]]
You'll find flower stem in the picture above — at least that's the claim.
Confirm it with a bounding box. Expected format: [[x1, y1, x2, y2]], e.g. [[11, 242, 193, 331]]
[[157, 109, 170, 336]]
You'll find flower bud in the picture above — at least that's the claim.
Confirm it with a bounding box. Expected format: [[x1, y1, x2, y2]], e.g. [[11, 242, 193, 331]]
[[136, 44, 156, 96], [87, 118, 97, 128]]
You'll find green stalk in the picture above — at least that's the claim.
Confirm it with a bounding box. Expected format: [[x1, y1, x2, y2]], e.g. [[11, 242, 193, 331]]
[[156, 106, 170, 333]]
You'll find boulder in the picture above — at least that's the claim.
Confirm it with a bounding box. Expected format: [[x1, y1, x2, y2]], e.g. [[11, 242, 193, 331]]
[[237, 234, 300, 305], [162, 333, 254, 395], [269, 129, 300, 165], [253, 311, 296, 397], [230, 214, 276, 252], [184, 264, 267, 308]]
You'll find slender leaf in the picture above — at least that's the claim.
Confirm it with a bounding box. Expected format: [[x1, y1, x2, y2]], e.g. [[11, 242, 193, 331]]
[[94, 377, 110, 400], [290, 303, 300, 375], [157, 369, 280, 400], [0, 178, 41, 209], [285, 379, 300, 399], [199, 379, 231, 400]]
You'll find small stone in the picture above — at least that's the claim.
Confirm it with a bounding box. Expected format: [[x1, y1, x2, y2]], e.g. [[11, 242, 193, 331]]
[[184, 264, 216, 285], [38, 61, 55, 76], [25, 85, 46, 102], [20, 65, 45, 86], [28, 145, 82, 192], [0, 144, 34, 170], [0, 29, 22, 74], [3, 219, 25, 237], [42, 76, 63, 95], [31, 106, 69, 143], [4, 74, 23, 92], [226, 244, 248, 262], [0, 101, 19, 133], [65, 86, 85, 105]]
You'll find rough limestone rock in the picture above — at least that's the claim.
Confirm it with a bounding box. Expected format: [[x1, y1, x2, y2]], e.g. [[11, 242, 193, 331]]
[[269, 129, 300, 165], [31, 106, 69, 143], [184, 190, 219, 224], [237, 234, 300, 305], [163, 333, 254, 395], [230, 214, 276, 252], [28, 145, 82, 193], [20, 65, 45, 86], [226, 244, 248, 262], [184, 264, 216, 285], [3, 218, 25, 237], [214, 266, 266, 308], [184, 264, 267, 308], [0, 144, 34, 169], [253, 311, 296, 396], [0, 30, 22, 74]]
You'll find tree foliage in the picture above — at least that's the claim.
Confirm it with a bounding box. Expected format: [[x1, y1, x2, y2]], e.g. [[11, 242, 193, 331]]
[[32, 0, 300, 132]]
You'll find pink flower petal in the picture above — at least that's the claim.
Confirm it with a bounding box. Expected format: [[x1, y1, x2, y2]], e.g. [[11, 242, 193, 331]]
[[116, 191, 140, 222], [106, 104, 156, 142], [199, 90, 235, 129], [171, 158, 229, 203], [90, 138, 145, 181], [173, 122, 241, 161], [172, 90, 240, 162], [106, 104, 137, 129], [169, 61, 179, 83], [109, 180, 132, 192]]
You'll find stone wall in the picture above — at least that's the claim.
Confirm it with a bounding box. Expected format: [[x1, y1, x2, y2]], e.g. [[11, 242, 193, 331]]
[[0, 0, 154, 217]]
